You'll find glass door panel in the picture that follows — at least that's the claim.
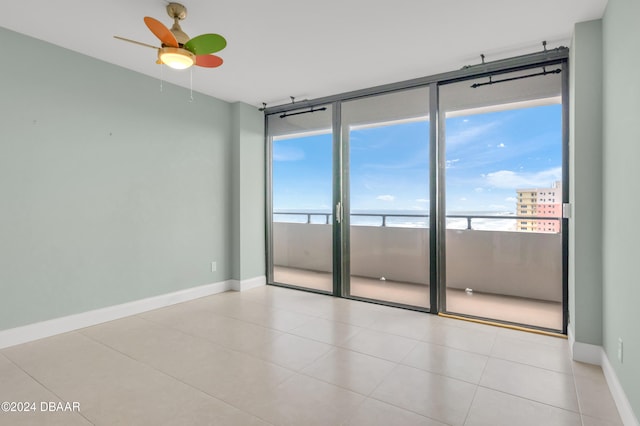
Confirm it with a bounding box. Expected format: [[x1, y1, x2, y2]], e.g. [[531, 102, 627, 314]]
[[342, 88, 431, 308], [268, 106, 334, 293], [439, 67, 564, 330]]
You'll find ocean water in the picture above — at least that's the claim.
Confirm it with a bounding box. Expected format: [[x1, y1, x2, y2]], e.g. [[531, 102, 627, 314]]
[[273, 210, 520, 232]]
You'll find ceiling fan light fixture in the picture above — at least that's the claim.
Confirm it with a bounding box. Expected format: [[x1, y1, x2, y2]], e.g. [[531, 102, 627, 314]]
[[158, 47, 195, 70]]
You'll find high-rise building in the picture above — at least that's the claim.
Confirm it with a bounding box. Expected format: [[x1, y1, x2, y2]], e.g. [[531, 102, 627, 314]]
[[516, 181, 562, 233]]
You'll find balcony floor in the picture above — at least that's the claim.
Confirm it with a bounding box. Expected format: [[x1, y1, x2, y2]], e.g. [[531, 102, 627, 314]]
[[274, 266, 562, 331]]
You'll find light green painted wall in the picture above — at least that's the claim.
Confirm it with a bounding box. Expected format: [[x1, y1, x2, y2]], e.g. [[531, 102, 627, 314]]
[[602, 0, 640, 418], [0, 27, 233, 330], [568, 20, 603, 346], [230, 103, 266, 281]]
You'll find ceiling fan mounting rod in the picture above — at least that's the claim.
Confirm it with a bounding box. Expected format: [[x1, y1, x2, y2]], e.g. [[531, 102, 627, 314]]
[[165, 3, 190, 45]]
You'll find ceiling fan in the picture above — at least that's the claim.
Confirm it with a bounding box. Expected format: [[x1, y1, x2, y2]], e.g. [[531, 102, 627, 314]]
[[114, 2, 226, 70]]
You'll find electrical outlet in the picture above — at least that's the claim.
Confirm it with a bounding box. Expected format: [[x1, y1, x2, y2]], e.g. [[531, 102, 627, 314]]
[[618, 338, 623, 363], [211, 261, 217, 272]]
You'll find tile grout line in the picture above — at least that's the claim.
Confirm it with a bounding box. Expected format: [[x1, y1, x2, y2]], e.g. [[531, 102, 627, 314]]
[[477, 359, 581, 414], [476, 385, 583, 416], [461, 335, 496, 425], [364, 366, 456, 426], [486, 354, 578, 377], [570, 360, 595, 426], [296, 346, 398, 399]]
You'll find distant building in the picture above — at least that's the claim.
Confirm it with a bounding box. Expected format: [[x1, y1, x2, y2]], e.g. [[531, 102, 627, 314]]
[[516, 181, 562, 233]]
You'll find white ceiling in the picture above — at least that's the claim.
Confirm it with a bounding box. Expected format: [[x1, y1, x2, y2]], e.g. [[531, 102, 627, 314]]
[[0, 0, 607, 108]]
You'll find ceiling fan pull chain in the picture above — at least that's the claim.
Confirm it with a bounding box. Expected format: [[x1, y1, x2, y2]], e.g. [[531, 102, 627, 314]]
[[160, 62, 164, 92], [190, 68, 194, 102]]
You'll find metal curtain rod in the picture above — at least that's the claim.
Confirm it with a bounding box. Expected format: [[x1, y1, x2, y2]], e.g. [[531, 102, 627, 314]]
[[471, 67, 561, 89], [279, 107, 327, 119]]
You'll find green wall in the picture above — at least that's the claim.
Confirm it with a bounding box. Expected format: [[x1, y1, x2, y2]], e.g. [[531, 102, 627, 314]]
[[230, 103, 266, 281], [602, 0, 640, 417], [0, 26, 260, 331], [568, 20, 603, 346]]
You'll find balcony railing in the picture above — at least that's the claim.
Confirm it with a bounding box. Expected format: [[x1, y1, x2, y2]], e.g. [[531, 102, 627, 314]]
[[273, 211, 561, 231]]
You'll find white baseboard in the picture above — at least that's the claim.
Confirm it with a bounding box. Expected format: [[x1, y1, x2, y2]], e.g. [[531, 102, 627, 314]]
[[601, 350, 640, 426], [568, 328, 639, 426], [0, 280, 234, 350], [568, 328, 604, 365], [230, 275, 266, 291]]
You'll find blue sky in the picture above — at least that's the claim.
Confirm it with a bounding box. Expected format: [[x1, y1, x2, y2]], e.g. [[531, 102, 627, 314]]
[[272, 104, 562, 213]]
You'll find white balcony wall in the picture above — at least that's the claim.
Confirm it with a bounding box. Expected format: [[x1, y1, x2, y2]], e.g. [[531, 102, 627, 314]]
[[273, 222, 562, 302], [350, 226, 430, 284], [447, 229, 562, 302], [273, 223, 333, 272]]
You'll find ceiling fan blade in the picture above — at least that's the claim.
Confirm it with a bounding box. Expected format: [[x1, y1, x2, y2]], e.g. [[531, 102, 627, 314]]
[[195, 55, 223, 68], [113, 36, 159, 50], [184, 34, 227, 55], [143, 16, 179, 48]]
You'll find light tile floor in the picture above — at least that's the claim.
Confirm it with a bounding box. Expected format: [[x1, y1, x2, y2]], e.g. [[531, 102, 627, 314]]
[[0, 286, 622, 426]]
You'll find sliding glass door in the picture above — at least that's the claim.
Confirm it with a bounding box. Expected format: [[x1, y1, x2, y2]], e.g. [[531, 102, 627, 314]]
[[266, 57, 568, 332], [267, 105, 334, 293], [342, 88, 431, 309], [439, 67, 565, 330]]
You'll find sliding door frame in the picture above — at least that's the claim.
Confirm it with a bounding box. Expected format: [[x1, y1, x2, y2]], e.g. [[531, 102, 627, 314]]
[[430, 82, 444, 314], [265, 47, 569, 333], [435, 67, 568, 333], [561, 61, 570, 333], [265, 104, 336, 295], [265, 117, 274, 286], [332, 101, 347, 297]]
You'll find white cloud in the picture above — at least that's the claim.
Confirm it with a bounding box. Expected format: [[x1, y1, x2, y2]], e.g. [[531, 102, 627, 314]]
[[505, 197, 518, 202], [376, 195, 395, 202], [362, 148, 429, 171], [474, 187, 484, 193], [447, 121, 500, 146], [446, 159, 460, 168], [273, 146, 305, 161], [497, 143, 506, 148], [484, 167, 562, 189], [490, 204, 507, 210], [415, 198, 429, 203], [460, 197, 467, 201]]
